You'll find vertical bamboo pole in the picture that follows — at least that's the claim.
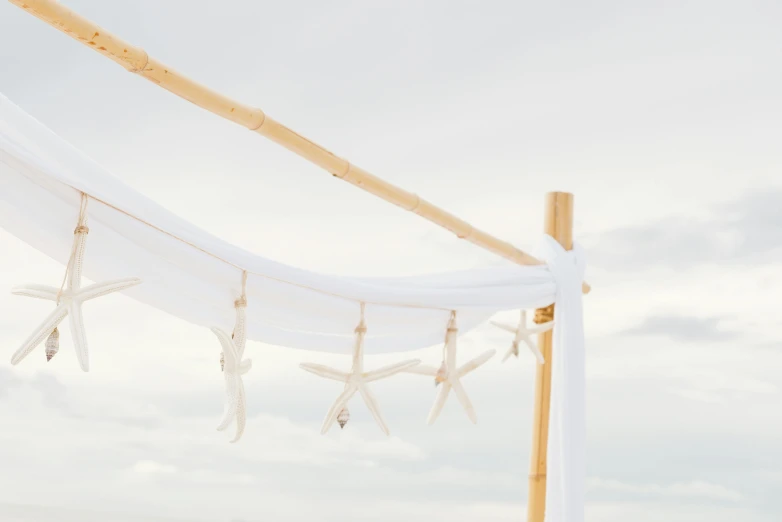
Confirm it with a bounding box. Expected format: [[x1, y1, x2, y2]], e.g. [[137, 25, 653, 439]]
[[527, 192, 574, 522]]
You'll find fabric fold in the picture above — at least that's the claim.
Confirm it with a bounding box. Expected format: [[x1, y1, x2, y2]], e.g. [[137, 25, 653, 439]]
[[536, 235, 586, 522], [0, 92, 574, 354]]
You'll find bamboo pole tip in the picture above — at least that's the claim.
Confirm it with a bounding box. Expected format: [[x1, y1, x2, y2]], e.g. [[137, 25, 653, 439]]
[[544, 191, 574, 203]]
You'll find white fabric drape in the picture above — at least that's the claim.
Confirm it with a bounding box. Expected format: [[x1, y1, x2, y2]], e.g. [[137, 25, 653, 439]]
[[536, 237, 586, 522], [0, 92, 563, 354]]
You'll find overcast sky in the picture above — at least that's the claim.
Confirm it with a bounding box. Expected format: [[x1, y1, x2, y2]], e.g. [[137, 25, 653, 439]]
[[1, 0, 781, 521]]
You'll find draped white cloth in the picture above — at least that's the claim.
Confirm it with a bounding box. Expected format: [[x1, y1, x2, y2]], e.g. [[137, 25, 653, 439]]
[[0, 92, 569, 354], [0, 91, 585, 520], [538, 237, 586, 522]]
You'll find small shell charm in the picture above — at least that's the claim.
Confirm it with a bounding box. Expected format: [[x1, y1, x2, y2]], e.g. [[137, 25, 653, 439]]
[[434, 360, 448, 386], [45, 327, 59, 362], [337, 407, 350, 429], [219, 352, 225, 372]]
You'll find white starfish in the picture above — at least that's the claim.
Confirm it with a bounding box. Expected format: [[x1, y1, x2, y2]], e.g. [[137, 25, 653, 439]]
[[300, 317, 421, 435], [211, 301, 252, 443], [10, 225, 141, 372], [490, 310, 553, 364], [406, 314, 496, 425]]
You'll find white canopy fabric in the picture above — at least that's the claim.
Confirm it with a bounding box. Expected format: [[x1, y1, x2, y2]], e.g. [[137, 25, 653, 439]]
[[0, 91, 586, 521], [0, 92, 574, 355]]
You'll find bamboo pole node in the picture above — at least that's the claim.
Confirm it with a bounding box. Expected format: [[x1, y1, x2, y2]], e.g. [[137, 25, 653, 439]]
[[534, 306, 554, 324], [408, 194, 422, 212], [458, 226, 475, 240], [335, 161, 352, 179], [248, 110, 267, 132], [127, 49, 149, 73]]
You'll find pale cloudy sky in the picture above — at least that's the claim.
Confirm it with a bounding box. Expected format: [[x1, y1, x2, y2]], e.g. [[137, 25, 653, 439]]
[[1, 0, 781, 521]]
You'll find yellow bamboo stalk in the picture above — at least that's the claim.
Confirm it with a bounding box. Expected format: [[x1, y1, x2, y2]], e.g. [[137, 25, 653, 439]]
[[8, 0, 589, 293], [527, 191, 574, 521]]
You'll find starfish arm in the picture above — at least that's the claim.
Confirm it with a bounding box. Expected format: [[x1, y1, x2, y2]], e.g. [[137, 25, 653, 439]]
[[358, 383, 390, 436], [211, 327, 241, 371], [217, 372, 241, 431], [528, 321, 555, 334], [321, 384, 358, 435], [68, 302, 90, 372], [427, 382, 452, 425], [363, 359, 421, 382], [403, 364, 440, 376], [11, 284, 60, 301], [229, 377, 247, 443], [522, 336, 546, 364], [299, 363, 350, 382], [489, 320, 517, 334], [351, 329, 366, 374], [68, 232, 88, 291], [233, 306, 247, 359], [457, 349, 497, 377], [239, 359, 253, 375], [501, 347, 515, 363], [10, 304, 68, 365], [445, 334, 458, 368], [78, 278, 142, 302], [451, 378, 478, 424]]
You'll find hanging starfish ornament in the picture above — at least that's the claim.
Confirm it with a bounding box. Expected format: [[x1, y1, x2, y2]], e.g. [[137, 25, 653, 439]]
[[490, 309, 553, 364], [10, 196, 141, 372], [299, 304, 421, 435], [211, 293, 252, 443], [405, 312, 496, 425]]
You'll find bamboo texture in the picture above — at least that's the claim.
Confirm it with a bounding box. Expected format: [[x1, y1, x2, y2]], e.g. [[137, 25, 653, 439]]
[[8, 0, 590, 293], [526, 192, 574, 522]]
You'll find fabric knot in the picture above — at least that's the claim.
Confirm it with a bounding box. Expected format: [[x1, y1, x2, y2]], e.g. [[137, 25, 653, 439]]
[[533, 235, 586, 294]]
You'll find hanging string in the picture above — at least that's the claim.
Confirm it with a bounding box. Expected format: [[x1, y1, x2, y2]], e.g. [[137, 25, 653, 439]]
[[56, 193, 89, 305], [234, 270, 248, 308], [227, 269, 249, 355], [356, 302, 367, 333], [442, 310, 457, 361]]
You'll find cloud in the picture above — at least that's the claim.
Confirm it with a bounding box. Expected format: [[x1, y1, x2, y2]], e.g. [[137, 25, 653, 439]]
[[586, 501, 774, 522], [27, 372, 72, 413], [0, 367, 22, 397], [588, 477, 743, 502], [0, 503, 203, 522], [132, 460, 177, 475], [587, 188, 782, 273], [129, 460, 257, 486], [619, 314, 739, 343]]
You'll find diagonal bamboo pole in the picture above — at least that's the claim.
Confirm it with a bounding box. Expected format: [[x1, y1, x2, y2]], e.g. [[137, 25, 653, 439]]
[[527, 192, 574, 522], [8, 0, 589, 293]]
